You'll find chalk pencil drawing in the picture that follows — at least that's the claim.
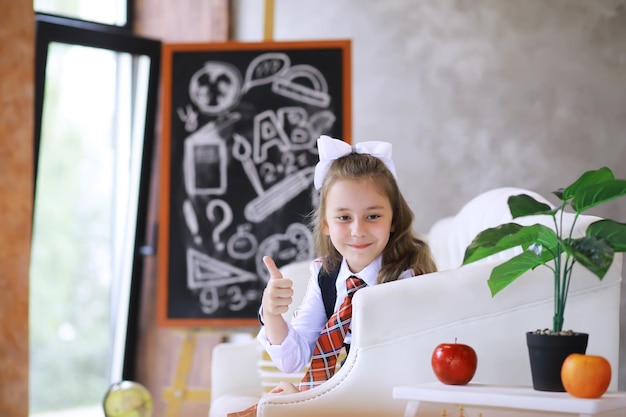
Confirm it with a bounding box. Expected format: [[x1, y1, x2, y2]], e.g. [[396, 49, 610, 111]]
[[232, 133, 265, 196], [244, 167, 315, 223]]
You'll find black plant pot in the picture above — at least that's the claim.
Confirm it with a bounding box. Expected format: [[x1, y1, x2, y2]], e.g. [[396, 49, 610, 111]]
[[526, 331, 588, 392]]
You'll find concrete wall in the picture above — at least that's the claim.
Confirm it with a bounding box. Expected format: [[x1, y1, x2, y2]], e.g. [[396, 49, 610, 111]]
[[232, 0, 626, 389]]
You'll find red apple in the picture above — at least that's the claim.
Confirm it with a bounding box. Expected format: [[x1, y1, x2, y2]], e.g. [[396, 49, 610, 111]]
[[431, 340, 478, 385]]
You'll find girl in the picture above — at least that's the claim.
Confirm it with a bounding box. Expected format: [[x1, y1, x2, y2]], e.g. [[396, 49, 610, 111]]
[[257, 135, 437, 394]]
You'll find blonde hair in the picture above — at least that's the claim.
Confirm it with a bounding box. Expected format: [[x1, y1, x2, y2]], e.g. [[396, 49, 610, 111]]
[[311, 152, 437, 283]]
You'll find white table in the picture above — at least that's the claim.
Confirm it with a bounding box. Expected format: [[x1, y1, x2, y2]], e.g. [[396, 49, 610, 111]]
[[393, 382, 626, 417]]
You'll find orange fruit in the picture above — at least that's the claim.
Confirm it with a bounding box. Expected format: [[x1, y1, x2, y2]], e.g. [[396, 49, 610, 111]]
[[561, 353, 611, 398]]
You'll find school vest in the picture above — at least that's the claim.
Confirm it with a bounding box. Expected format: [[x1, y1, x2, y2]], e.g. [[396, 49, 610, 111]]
[[317, 262, 352, 356], [317, 263, 341, 320]]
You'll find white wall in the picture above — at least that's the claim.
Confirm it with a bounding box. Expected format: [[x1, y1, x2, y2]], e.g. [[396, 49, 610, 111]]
[[231, 0, 626, 389]]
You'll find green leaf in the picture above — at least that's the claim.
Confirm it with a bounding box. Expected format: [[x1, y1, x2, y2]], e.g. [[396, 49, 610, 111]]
[[463, 223, 558, 265], [507, 194, 554, 219], [496, 223, 560, 253], [487, 251, 548, 296], [553, 188, 565, 201], [463, 223, 522, 264], [586, 219, 626, 252], [571, 180, 626, 213], [562, 167, 614, 202], [566, 236, 614, 279]]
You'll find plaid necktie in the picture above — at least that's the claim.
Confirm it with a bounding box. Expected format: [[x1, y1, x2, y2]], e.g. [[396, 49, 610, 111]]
[[299, 275, 367, 391]]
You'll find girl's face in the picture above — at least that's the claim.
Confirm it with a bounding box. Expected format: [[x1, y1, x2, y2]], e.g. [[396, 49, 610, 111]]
[[323, 178, 393, 273]]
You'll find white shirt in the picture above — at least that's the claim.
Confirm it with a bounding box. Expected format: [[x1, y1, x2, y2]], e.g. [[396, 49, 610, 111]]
[[256, 256, 415, 373]]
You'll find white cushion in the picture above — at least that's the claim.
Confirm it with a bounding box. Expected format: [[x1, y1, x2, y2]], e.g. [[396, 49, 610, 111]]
[[427, 187, 553, 271]]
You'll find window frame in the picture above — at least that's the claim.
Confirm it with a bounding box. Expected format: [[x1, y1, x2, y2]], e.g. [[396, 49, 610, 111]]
[[33, 12, 161, 380]]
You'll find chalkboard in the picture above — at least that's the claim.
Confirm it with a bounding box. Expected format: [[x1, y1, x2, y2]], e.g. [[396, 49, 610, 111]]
[[157, 40, 351, 327]]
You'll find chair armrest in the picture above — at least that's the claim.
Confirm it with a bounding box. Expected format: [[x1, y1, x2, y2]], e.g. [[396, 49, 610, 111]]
[[211, 339, 263, 400], [256, 350, 392, 417]]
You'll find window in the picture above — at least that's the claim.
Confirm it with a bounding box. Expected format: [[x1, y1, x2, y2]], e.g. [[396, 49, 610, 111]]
[[34, 0, 131, 27], [31, 13, 160, 416]]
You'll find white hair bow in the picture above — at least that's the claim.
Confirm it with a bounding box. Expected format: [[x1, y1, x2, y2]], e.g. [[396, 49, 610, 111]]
[[313, 135, 397, 189]]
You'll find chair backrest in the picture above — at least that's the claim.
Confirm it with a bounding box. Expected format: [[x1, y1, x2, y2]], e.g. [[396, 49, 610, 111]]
[[427, 187, 555, 270]]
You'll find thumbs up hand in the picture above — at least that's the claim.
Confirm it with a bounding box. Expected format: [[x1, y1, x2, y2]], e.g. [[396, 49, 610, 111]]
[[261, 256, 294, 317]]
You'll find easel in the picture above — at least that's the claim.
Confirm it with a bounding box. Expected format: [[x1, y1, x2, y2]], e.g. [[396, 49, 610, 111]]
[[162, 329, 213, 417]]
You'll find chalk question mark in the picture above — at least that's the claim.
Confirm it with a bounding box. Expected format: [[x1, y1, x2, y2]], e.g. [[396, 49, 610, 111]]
[[206, 199, 233, 251]]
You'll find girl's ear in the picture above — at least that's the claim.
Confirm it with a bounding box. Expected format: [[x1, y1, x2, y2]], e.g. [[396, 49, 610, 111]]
[[322, 220, 330, 235]]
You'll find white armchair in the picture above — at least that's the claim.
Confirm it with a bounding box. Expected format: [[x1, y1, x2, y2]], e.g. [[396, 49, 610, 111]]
[[209, 187, 623, 417]]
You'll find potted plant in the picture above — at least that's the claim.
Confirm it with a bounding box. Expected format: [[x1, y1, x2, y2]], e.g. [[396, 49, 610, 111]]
[[461, 167, 626, 391]]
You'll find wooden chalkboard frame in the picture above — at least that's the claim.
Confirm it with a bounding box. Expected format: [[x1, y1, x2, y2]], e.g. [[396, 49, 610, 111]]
[[157, 40, 351, 327]]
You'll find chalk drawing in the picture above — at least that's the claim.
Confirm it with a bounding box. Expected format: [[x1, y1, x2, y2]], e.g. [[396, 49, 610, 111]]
[[232, 132, 265, 196], [177, 104, 199, 132], [183, 115, 240, 196], [255, 223, 314, 283], [206, 199, 233, 252], [244, 167, 314, 223], [252, 109, 291, 164], [308, 110, 337, 143], [182, 199, 202, 245], [227, 224, 258, 260], [189, 61, 242, 114], [241, 52, 290, 94], [186, 247, 257, 290], [272, 64, 330, 108], [198, 285, 261, 314]]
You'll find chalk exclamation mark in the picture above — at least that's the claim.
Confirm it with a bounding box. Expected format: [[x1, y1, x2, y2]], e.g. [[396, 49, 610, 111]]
[[183, 199, 202, 245]]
